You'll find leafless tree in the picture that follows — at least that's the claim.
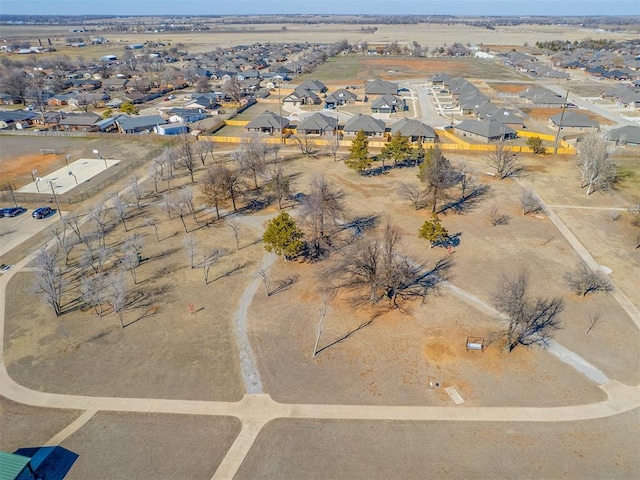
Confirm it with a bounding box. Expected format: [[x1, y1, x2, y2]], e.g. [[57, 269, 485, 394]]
[[294, 132, 313, 157], [129, 175, 143, 208], [264, 165, 290, 210], [488, 204, 510, 226], [176, 135, 197, 183], [456, 161, 474, 199], [0, 69, 31, 104], [417, 147, 462, 212], [145, 219, 160, 242], [328, 131, 341, 162], [585, 311, 603, 335], [486, 141, 523, 179], [235, 136, 267, 190], [51, 224, 74, 265], [183, 234, 197, 269], [217, 165, 243, 212], [176, 186, 197, 222], [223, 76, 243, 102], [492, 271, 563, 352], [121, 249, 140, 284], [201, 166, 226, 220], [63, 214, 83, 242], [520, 187, 542, 216], [111, 193, 129, 232], [313, 293, 331, 357], [227, 218, 241, 251], [107, 269, 127, 328], [193, 140, 213, 166], [80, 273, 107, 317], [88, 201, 108, 247], [397, 182, 426, 210], [564, 261, 614, 296], [164, 191, 190, 233], [34, 247, 66, 317], [148, 160, 163, 194], [203, 248, 225, 284], [576, 131, 618, 195], [300, 175, 346, 258], [257, 269, 270, 296]]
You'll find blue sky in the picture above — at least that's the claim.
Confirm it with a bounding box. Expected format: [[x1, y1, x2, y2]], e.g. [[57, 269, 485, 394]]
[[1, 0, 638, 16]]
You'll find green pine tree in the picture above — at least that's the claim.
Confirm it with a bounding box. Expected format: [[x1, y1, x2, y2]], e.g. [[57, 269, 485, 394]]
[[418, 213, 449, 247], [345, 130, 371, 172], [119, 101, 139, 116], [380, 131, 412, 165], [263, 211, 305, 260]]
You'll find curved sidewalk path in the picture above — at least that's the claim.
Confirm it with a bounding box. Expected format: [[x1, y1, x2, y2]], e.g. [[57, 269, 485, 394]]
[[1, 184, 640, 478]]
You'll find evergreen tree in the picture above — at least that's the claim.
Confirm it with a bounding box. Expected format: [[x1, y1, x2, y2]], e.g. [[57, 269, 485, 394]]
[[263, 211, 305, 260], [345, 130, 371, 172], [119, 101, 139, 115], [380, 131, 412, 165], [418, 213, 449, 247]]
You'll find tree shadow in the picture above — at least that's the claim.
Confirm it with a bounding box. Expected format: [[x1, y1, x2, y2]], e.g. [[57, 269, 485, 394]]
[[440, 184, 490, 214], [208, 261, 253, 284], [268, 275, 299, 296]]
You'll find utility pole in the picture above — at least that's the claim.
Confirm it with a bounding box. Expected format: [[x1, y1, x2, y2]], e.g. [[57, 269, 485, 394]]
[[6, 183, 17, 207], [553, 89, 570, 154], [49, 181, 63, 219]]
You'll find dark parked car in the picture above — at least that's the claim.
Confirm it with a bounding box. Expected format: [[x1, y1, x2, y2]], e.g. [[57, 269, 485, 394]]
[[0, 207, 27, 218], [32, 206, 53, 219]]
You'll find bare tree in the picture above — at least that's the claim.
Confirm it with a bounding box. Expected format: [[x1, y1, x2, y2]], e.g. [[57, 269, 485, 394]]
[[519, 187, 542, 216], [257, 268, 269, 296], [80, 273, 107, 317], [486, 141, 523, 179], [145, 219, 161, 242], [201, 166, 226, 219], [129, 175, 143, 208], [417, 146, 462, 212], [564, 261, 614, 296], [235, 136, 267, 190], [121, 250, 140, 284], [300, 175, 346, 257], [88, 202, 108, 247], [313, 293, 331, 357], [264, 165, 290, 210], [576, 131, 618, 195], [34, 247, 66, 317], [51, 224, 74, 265], [111, 193, 129, 232], [492, 271, 563, 352], [585, 311, 603, 335], [148, 159, 163, 194], [194, 140, 214, 166], [227, 218, 241, 251], [223, 76, 243, 102], [397, 182, 426, 210], [107, 269, 127, 328], [183, 234, 197, 268], [328, 131, 341, 162], [176, 186, 197, 222], [164, 191, 190, 233], [176, 135, 197, 183], [488, 204, 510, 226], [203, 248, 225, 284]]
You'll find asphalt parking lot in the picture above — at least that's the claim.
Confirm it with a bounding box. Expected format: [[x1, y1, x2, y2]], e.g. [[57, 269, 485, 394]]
[[0, 207, 62, 257]]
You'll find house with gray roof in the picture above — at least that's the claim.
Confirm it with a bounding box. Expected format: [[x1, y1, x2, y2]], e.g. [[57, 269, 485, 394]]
[[324, 89, 358, 109], [296, 112, 338, 136], [116, 115, 167, 134], [245, 110, 289, 135], [58, 112, 101, 132], [343, 114, 386, 138], [454, 120, 516, 143], [298, 79, 327, 93], [371, 94, 406, 114], [389, 118, 436, 143], [549, 112, 598, 130], [365, 79, 398, 96], [283, 86, 321, 106], [607, 126, 640, 145]]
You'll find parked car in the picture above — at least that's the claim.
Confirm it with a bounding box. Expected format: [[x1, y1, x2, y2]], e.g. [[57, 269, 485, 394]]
[[0, 206, 27, 218], [0, 264, 12, 273], [32, 206, 53, 219]]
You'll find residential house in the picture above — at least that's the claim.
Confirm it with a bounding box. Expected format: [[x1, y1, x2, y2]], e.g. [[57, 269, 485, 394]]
[[187, 93, 221, 110], [245, 110, 289, 135], [283, 86, 321, 106], [389, 118, 436, 143], [167, 108, 206, 124], [370, 94, 405, 114], [57, 112, 101, 132], [607, 125, 640, 145], [454, 120, 516, 143], [116, 115, 167, 134], [549, 112, 598, 131], [154, 123, 189, 136], [324, 89, 358, 109], [296, 112, 338, 136], [365, 79, 398, 96], [298, 79, 327, 93], [343, 114, 386, 138], [0, 110, 35, 129]]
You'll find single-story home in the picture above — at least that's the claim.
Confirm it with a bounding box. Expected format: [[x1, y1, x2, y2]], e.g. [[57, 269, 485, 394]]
[[343, 114, 386, 138], [298, 79, 327, 93], [365, 79, 398, 96], [283, 87, 321, 106], [296, 112, 338, 136], [607, 125, 640, 146], [245, 110, 289, 135], [116, 114, 167, 134], [57, 112, 101, 131], [549, 111, 599, 130], [155, 123, 189, 136], [371, 94, 406, 114], [454, 119, 517, 143], [167, 108, 206, 124], [389, 118, 436, 143], [324, 88, 358, 109]]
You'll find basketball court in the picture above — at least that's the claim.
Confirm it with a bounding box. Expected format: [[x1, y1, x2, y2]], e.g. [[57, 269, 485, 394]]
[[17, 158, 120, 194]]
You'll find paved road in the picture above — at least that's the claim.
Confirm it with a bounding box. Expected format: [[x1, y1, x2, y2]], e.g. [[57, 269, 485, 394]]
[[2, 178, 640, 479]]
